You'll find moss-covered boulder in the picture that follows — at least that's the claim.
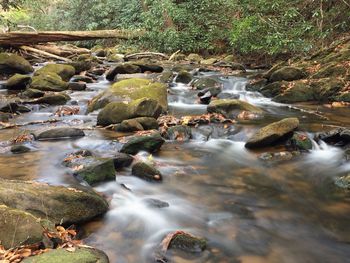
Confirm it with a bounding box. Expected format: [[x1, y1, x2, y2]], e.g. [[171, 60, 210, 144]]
[[106, 63, 141, 81], [187, 53, 203, 63], [30, 72, 68, 92], [175, 70, 192, 84], [310, 78, 344, 101], [5, 74, 32, 90], [0, 179, 109, 225], [131, 161, 162, 182], [31, 93, 71, 105], [35, 64, 76, 81], [22, 248, 109, 263], [260, 81, 287, 97], [289, 132, 313, 151], [245, 118, 299, 149], [97, 98, 162, 126], [168, 232, 207, 253], [311, 62, 347, 79], [88, 78, 167, 112], [269, 66, 306, 82], [158, 70, 174, 83], [22, 88, 45, 99], [120, 132, 165, 155], [107, 53, 124, 63], [0, 205, 46, 249], [207, 99, 263, 117], [273, 81, 315, 103], [63, 155, 116, 185], [0, 53, 34, 74], [36, 127, 85, 140]]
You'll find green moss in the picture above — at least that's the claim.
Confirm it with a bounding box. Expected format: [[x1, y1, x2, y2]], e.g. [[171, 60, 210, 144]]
[[312, 63, 347, 79], [0, 53, 34, 74], [22, 248, 109, 263], [35, 64, 76, 81], [169, 233, 207, 253], [6, 74, 32, 90], [75, 158, 116, 185], [30, 72, 68, 92], [273, 82, 315, 103], [120, 133, 165, 155]]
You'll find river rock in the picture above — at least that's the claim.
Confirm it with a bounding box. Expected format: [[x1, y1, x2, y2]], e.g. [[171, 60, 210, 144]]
[[0, 205, 46, 249], [0, 53, 34, 74], [198, 90, 212, 104], [88, 78, 167, 112], [259, 151, 301, 162], [68, 82, 87, 91], [193, 77, 221, 90], [35, 64, 76, 81], [273, 81, 315, 103], [312, 62, 347, 79], [167, 232, 207, 253], [30, 72, 68, 92], [5, 74, 32, 90], [175, 70, 192, 84], [0, 102, 31, 113], [22, 88, 45, 98], [315, 128, 350, 145], [213, 61, 246, 71], [132, 61, 164, 73], [31, 93, 71, 105], [97, 98, 162, 126], [200, 58, 217, 65], [0, 179, 109, 225], [113, 152, 134, 169], [131, 161, 162, 182], [187, 53, 203, 63], [22, 247, 109, 263], [71, 75, 94, 83], [106, 63, 141, 80], [143, 198, 169, 208], [120, 132, 165, 155], [207, 99, 263, 117], [288, 132, 313, 151], [269, 66, 306, 82], [158, 70, 174, 83], [334, 174, 350, 190], [63, 155, 116, 185], [165, 125, 192, 141], [36, 127, 85, 140], [11, 144, 31, 154], [115, 118, 144, 132], [245, 118, 299, 149]]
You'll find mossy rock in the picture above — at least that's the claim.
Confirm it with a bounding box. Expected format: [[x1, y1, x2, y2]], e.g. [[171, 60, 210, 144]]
[[312, 63, 347, 79], [22, 248, 109, 263], [223, 55, 236, 63], [192, 77, 221, 90], [168, 232, 207, 253], [36, 127, 85, 140], [132, 117, 159, 130], [32, 93, 71, 105], [0, 53, 34, 74], [0, 179, 109, 225], [310, 78, 344, 101], [97, 98, 162, 126], [106, 63, 141, 81], [106, 53, 124, 63], [69, 60, 93, 74], [269, 66, 306, 82], [187, 53, 203, 63], [30, 72, 68, 92], [289, 132, 313, 151], [131, 161, 162, 182], [5, 74, 32, 90], [115, 119, 144, 132], [158, 70, 174, 83], [200, 58, 217, 65], [245, 118, 299, 149], [175, 70, 192, 84], [207, 99, 263, 117], [0, 205, 47, 249], [35, 64, 76, 81], [88, 78, 167, 112], [64, 157, 116, 186], [260, 81, 288, 97], [22, 88, 45, 99], [120, 132, 165, 155], [273, 81, 315, 103]]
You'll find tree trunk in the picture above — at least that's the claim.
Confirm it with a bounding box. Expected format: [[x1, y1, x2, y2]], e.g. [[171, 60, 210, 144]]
[[0, 29, 143, 47]]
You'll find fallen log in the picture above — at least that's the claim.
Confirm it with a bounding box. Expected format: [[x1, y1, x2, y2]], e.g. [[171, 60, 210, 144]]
[[20, 46, 72, 62], [125, 52, 168, 60], [0, 29, 143, 46], [33, 44, 90, 57]]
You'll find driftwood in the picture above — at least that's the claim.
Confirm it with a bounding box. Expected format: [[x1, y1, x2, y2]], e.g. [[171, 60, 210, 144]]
[[20, 46, 72, 62], [33, 44, 90, 57], [125, 52, 168, 60], [0, 29, 143, 46]]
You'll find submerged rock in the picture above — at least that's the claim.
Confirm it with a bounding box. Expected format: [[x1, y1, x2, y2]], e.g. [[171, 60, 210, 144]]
[[35, 64, 76, 81], [143, 198, 169, 208], [259, 151, 301, 162], [22, 247, 109, 263], [207, 99, 263, 117], [5, 74, 32, 90], [0, 205, 46, 249], [11, 144, 31, 154], [36, 127, 85, 140], [0, 179, 109, 225], [97, 98, 163, 126], [0, 53, 34, 74], [245, 118, 299, 149], [88, 78, 167, 112], [120, 132, 165, 155], [131, 161, 162, 182]]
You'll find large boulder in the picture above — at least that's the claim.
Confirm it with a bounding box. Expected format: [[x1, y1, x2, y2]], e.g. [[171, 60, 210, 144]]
[[5, 74, 32, 90], [245, 118, 299, 149], [88, 78, 167, 112], [120, 132, 165, 155], [269, 66, 306, 82], [22, 248, 109, 263], [0, 53, 34, 74], [312, 62, 347, 79], [35, 64, 76, 81], [30, 72, 68, 92], [97, 98, 163, 126], [106, 63, 141, 81], [35, 127, 85, 140], [207, 99, 263, 117], [273, 81, 315, 103], [0, 179, 109, 225], [0, 205, 46, 249]]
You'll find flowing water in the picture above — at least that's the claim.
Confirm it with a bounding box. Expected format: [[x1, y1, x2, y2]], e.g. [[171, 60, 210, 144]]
[[0, 69, 350, 263]]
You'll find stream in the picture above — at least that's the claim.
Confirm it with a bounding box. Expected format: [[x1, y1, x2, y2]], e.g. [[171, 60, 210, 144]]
[[0, 67, 350, 263]]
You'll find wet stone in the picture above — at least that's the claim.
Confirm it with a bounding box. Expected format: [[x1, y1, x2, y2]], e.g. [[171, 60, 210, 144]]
[[131, 161, 163, 182], [36, 127, 85, 140], [143, 198, 169, 208], [113, 152, 134, 170], [10, 145, 31, 154], [120, 132, 165, 155]]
